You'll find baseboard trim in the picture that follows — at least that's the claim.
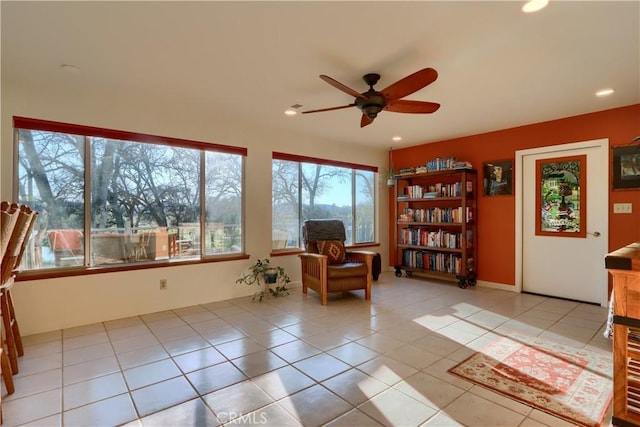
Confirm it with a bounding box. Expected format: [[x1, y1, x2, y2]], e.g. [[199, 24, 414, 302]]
[[476, 280, 518, 292]]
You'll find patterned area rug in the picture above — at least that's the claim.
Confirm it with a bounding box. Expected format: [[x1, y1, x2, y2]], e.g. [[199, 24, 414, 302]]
[[448, 336, 612, 427]]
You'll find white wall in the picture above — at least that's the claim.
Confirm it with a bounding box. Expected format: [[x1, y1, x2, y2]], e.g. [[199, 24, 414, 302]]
[[1, 81, 390, 335]]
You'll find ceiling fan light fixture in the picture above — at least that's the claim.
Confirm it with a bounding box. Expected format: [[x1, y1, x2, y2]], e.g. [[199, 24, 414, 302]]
[[522, 0, 549, 13], [363, 104, 382, 119]]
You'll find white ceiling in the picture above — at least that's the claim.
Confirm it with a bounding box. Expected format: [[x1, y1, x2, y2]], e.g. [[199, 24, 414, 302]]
[[2, 1, 639, 149]]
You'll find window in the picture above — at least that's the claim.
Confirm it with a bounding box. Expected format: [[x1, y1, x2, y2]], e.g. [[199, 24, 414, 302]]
[[14, 117, 245, 272], [272, 152, 377, 250]]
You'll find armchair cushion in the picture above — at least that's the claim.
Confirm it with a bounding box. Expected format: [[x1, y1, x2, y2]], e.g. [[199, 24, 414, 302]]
[[328, 262, 368, 278], [317, 239, 346, 264]]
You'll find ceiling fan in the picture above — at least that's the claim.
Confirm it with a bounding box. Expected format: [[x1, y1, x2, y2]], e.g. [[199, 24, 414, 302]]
[[302, 67, 441, 128]]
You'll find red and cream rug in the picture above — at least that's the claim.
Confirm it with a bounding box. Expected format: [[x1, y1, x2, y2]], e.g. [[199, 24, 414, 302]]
[[448, 336, 612, 427]]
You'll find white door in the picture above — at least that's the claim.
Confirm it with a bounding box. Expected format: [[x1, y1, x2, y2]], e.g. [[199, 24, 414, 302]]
[[516, 139, 609, 305]]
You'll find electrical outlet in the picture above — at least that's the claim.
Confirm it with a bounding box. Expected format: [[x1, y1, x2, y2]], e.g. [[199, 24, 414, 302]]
[[613, 203, 633, 214], [160, 279, 167, 290]]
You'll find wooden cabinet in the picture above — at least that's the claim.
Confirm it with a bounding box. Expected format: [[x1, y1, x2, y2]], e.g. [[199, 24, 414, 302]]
[[393, 169, 477, 288], [606, 242, 640, 427]]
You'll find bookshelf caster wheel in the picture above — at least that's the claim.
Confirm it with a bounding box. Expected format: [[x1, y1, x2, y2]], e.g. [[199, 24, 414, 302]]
[[457, 275, 468, 288], [467, 272, 477, 286], [394, 267, 402, 277], [405, 271, 413, 278]]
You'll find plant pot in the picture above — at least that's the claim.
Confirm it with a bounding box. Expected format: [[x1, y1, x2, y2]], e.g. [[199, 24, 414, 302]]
[[387, 178, 395, 187], [264, 268, 278, 284]]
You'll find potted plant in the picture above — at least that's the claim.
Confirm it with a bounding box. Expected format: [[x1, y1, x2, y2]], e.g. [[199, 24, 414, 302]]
[[379, 167, 395, 187], [386, 170, 396, 187], [264, 267, 278, 283], [236, 258, 291, 301]]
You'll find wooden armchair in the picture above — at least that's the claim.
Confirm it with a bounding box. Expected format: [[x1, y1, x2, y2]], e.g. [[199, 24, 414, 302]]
[[299, 219, 375, 305]]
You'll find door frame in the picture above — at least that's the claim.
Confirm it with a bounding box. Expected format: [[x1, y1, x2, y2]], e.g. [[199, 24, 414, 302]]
[[515, 138, 609, 306]]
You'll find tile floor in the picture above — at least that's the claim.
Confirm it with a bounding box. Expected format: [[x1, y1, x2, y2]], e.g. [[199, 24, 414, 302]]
[[2, 273, 613, 426]]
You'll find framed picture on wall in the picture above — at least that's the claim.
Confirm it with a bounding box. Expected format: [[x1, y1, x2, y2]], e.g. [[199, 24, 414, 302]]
[[612, 145, 640, 190], [483, 160, 513, 196]]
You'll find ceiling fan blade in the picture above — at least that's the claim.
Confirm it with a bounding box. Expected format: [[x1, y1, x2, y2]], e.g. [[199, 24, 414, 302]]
[[320, 75, 369, 100], [385, 100, 441, 114], [381, 68, 438, 101], [301, 104, 356, 114], [360, 114, 374, 128]]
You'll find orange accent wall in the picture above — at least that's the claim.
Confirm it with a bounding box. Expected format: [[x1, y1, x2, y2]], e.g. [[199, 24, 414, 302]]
[[389, 104, 640, 287]]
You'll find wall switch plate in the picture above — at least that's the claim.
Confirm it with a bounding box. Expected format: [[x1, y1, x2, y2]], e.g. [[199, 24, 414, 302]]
[[613, 203, 633, 214]]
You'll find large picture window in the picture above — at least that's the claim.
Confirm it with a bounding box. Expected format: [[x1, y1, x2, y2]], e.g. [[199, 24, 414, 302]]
[[272, 153, 376, 250], [14, 117, 245, 272]]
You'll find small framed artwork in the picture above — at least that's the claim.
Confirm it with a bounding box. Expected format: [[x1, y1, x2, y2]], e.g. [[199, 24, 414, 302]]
[[483, 160, 513, 196], [612, 145, 640, 190]]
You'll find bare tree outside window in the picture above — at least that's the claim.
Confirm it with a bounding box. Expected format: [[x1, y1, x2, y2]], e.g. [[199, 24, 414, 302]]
[[16, 126, 243, 270], [272, 158, 375, 250], [205, 152, 243, 255]]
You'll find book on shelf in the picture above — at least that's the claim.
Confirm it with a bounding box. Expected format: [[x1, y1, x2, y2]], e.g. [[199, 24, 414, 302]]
[[402, 248, 462, 274], [406, 185, 423, 198], [395, 167, 416, 176], [426, 157, 457, 172], [401, 207, 470, 223], [399, 182, 465, 199], [452, 161, 473, 169], [396, 160, 473, 175], [400, 227, 464, 249]]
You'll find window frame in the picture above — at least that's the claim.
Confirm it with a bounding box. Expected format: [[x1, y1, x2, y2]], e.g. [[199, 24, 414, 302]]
[[271, 151, 378, 252], [13, 116, 248, 280]]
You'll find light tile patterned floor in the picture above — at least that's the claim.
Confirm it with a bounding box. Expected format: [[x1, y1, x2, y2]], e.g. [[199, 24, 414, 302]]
[[2, 273, 613, 426]]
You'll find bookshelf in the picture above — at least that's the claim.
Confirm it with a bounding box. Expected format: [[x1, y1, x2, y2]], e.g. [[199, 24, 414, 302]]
[[393, 169, 477, 288]]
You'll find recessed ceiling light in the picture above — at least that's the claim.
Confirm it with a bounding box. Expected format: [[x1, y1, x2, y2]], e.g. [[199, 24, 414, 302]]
[[392, 136, 402, 142], [285, 104, 303, 116], [522, 0, 549, 13], [595, 88, 615, 97]]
